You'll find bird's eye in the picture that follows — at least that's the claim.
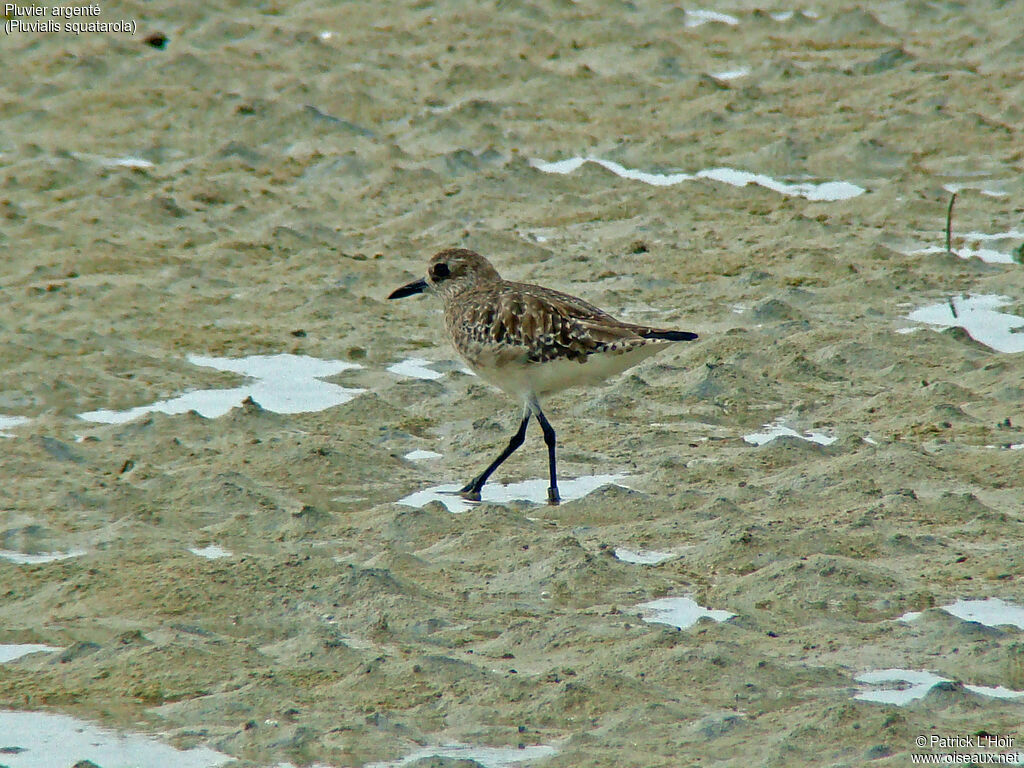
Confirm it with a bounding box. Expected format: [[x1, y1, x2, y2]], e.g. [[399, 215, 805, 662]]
[[430, 262, 450, 280]]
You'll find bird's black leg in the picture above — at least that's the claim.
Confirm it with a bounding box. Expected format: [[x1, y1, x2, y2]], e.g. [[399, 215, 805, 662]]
[[459, 408, 531, 501], [530, 399, 560, 505]]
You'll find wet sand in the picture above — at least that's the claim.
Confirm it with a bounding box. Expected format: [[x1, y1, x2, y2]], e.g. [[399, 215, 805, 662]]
[[2, 1, 1024, 766]]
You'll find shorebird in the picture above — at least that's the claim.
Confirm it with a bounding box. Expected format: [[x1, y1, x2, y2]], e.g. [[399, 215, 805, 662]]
[[388, 248, 698, 505]]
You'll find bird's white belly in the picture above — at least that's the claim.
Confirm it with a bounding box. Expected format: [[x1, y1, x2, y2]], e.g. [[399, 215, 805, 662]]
[[467, 343, 669, 401]]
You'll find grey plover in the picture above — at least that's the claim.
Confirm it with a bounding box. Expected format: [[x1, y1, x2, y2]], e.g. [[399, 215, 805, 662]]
[[388, 248, 698, 505]]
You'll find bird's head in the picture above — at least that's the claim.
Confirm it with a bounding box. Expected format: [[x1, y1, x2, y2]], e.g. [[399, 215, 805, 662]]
[[388, 248, 501, 301]]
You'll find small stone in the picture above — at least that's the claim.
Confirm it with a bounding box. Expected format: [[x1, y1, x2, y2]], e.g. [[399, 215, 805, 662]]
[[144, 32, 168, 49]]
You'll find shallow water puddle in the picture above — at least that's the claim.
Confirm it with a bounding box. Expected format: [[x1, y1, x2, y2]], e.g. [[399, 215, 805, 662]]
[[635, 596, 735, 629], [854, 669, 1024, 706], [743, 418, 836, 446], [188, 545, 232, 560], [71, 151, 155, 170], [909, 225, 1024, 264], [530, 157, 865, 201], [386, 357, 445, 380], [960, 228, 1024, 243], [963, 684, 1024, 700], [0, 645, 61, 663], [397, 474, 629, 514], [614, 548, 675, 565], [100, 156, 154, 169], [899, 294, 1024, 353], [0, 415, 30, 437], [769, 10, 819, 20], [711, 67, 750, 80], [911, 243, 1015, 265], [909, 237, 1019, 264], [79, 354, 365, 423], [364, 741, 558, 768], [946, 226, 1023, 263], [854, 669, 948, 705], [941, 597, 1024, 630], [0, 709, 231, 768], [685, 9, 739, 26], [685, 9, 820, 26], [0, 549, 86, 564], [403, 449, 443, 461], [698, 167, 864, 201], [387, 358, 474, 380], [943, 180, 1013, 198]]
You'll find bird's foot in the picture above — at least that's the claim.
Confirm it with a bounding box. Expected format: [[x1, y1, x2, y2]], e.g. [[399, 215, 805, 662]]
[[457, 481, 482, 502], [547, 487, 560, 506]]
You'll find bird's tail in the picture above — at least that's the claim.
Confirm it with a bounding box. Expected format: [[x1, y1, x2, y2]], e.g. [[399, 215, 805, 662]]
[[642, 329, 698, 341]]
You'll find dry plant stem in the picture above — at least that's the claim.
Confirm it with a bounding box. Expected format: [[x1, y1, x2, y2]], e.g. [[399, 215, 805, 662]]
[[945, 191, 957, 253]]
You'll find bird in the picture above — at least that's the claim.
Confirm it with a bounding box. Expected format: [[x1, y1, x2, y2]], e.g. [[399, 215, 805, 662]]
[[388, 248, 698, 505]]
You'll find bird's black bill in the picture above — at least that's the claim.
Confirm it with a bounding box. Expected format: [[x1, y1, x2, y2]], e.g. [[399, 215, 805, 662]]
[[388, 278, 428, 300]]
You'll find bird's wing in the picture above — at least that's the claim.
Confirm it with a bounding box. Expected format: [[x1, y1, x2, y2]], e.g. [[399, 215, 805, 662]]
[[453, 283, 659, 364]]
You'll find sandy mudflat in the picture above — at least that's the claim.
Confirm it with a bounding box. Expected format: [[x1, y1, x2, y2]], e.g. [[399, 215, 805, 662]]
[[2, 1, 1024, 766]]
